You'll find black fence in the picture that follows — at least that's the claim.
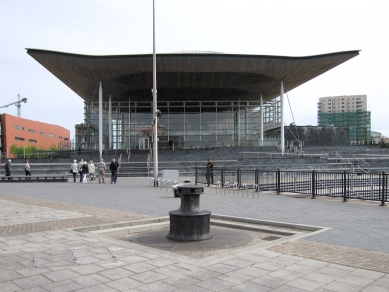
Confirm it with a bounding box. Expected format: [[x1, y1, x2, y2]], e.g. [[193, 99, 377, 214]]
[[195, 167, 388, 205]]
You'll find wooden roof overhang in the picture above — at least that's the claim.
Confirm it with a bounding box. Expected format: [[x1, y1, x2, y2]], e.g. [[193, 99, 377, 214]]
[[26, 49, 359, 104]]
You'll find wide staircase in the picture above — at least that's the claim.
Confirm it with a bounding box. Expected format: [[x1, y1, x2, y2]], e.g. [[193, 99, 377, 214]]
[[3, 145, 389, 178]]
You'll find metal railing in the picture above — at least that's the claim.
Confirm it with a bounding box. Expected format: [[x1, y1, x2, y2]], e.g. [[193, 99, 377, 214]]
[[8, 151, 59, 159], [194, 167, 388, 205], [239, 151, 328, 160]]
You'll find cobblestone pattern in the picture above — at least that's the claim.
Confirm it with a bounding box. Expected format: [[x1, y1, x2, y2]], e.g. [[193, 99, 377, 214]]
[[0, 193, 151, 237], [270, 239, 389, 274]]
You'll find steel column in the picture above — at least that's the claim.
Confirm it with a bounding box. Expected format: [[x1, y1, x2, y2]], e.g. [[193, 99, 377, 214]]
[[280, 82, 284, 155], [98, 82, 103, 159]]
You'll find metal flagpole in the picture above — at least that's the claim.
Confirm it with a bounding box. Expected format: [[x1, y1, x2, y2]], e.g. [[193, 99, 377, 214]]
[[99, 82, 103, 159], [152, 0, 158, 183], [109, 95, 112, 149], [280, 81, 284, 156]]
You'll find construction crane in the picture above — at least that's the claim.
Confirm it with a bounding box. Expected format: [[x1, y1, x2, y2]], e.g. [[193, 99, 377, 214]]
[[0, 94, 27, 117]]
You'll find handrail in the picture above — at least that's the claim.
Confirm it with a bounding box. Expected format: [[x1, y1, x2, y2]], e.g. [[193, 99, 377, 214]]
[[146, 153, 151, 177], [352, 154, 370, 168], [239, 151, 326, 160], [316, 166, 331, 172]]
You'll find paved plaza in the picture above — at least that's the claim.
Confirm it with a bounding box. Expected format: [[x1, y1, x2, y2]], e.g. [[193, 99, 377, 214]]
[[0, 177, 388, 291]]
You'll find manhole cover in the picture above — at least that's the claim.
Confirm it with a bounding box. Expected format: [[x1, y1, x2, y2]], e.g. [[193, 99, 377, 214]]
[[118, 227, 253, 252]]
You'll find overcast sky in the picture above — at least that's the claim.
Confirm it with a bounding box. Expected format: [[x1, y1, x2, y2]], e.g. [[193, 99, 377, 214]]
[[1, 0, 388, 139]]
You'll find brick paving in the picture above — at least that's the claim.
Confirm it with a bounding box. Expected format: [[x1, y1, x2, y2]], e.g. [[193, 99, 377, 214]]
[[271, 239, 389, 274], [1, 179, 389, 291], [0, 193, 151, 237]]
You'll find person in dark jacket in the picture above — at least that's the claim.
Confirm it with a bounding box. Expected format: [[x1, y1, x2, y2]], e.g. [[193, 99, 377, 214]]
[[206, 158, 214, 184], [109, 157, 119, 184], [5, 159, 11, 180], [78, 159, 84, 182], [81, 161, 89, 183]]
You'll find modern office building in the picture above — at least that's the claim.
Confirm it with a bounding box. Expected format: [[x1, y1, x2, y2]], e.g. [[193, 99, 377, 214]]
[[0, 114, 70, 158], [26, 49, 359, 154], [317, 95, 371, 142]]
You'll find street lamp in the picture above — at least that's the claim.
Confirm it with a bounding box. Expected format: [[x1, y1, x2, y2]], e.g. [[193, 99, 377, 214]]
[[152, 0, 158, 184]]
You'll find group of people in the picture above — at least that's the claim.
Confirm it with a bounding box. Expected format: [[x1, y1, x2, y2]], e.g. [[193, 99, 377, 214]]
[[70, 157, 119, 184], [3, 159, 31, 179]]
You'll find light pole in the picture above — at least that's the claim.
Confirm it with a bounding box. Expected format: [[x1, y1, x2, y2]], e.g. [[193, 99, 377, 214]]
[[152, 0, 158, 183]]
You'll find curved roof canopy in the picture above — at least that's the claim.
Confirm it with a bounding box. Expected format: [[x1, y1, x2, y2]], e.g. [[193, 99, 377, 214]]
[[26, 49, 359, 103]]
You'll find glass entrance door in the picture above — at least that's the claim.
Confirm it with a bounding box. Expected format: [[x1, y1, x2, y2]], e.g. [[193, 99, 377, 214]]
[[139, 138, 149, 150]]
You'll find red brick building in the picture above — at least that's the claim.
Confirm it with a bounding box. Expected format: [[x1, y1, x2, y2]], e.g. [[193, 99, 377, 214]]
[[0, 114, 70, 158]]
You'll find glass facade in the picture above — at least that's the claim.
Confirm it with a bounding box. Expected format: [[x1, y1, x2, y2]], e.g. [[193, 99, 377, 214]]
[[318, 111, 371, 142], [76, 97, 281, 150]]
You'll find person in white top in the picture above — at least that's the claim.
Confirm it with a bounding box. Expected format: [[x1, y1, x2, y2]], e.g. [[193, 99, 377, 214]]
[[71, 160, 78, 182], [88, 160, 96, 183], [25, 160, 31, 178]]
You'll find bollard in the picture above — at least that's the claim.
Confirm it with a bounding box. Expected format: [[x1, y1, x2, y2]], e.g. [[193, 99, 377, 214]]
[[216, 181, 221, 193], [167, 185, 212, 241], [224, 182, 229, 195], [380, 171, 386, 206], [233, 182, 239, 197]]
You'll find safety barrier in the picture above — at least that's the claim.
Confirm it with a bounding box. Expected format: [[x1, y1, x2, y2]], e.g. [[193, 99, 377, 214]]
[[195, 167, 388, 205]]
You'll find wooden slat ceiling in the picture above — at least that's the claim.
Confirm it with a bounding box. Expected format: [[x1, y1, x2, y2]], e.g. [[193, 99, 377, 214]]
[[26, 49, 359, 103]]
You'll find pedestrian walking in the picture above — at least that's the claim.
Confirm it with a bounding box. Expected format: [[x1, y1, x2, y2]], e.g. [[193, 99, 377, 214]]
[[98, 158, 106, 183], [88, 160, 96, 183], [5, 159, 11, 180], [81, 161, 89, 183], [25, 160, 31, 178], [109, 157, 119, 184], [71, 159, 78, 182], [78, 159, 84, 182]]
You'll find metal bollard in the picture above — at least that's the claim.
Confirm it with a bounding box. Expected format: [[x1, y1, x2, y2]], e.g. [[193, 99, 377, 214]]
[[160, 179, 166, 191], [242, 183, 248, 197], [224, 182, 229, 195], [253, 184, 259, 198], [232, 182, 239, 196], [216, 181, 221, 193], [167, 180, 172, 191]]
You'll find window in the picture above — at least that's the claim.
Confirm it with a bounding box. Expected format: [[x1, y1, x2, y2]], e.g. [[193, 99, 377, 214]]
[[15, 137, 25, 141], [29, 129, 36, 133], [58, 136, 63, 139], [14, 125, 24, 130], [49, 134, 55, 138], [40, 131, 46, 136], [29, 139, 37, 143]]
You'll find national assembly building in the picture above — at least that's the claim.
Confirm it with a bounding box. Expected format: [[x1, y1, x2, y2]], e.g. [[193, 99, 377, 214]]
[[26, 49, 359, 153]]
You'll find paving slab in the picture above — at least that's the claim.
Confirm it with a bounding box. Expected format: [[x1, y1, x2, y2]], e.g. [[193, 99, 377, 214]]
[[0, 178, 388, 291]]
